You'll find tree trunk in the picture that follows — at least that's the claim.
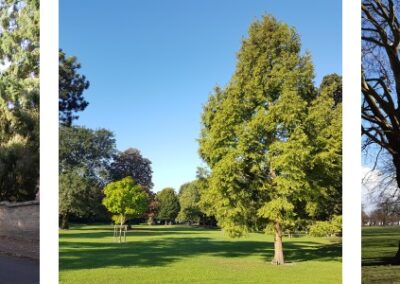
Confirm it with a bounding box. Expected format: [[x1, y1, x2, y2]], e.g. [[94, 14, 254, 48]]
[[272, 222, 284, 265], [119, 215, 125, 243], [393, 154, 400, 189], [395, 241, 400, 264], [60, 213, 69, 229]]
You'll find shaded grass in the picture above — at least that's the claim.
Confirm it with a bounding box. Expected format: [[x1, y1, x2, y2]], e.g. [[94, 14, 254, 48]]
[[362, 226, 400, 284], [60, 224, 341, 284]]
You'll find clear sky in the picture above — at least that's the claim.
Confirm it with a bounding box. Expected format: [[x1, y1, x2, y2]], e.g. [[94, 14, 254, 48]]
[[60, 0, 342, 193]]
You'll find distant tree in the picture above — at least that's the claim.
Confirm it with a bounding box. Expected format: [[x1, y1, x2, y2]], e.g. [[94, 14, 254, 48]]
[[0, 0, 39, 201], [108, 148, 153, 190], [194, 167, 217, 227], [373, 197, 400, 225], [102, 177, 148, 242], [59, 169, 101, 229], [177, 181, 202, 224], [370, 207, 387, 226], [362, 205, 370, 226], [199, 15, 341, 265], [156, 188, 180, 224], [361, 0, 400, 190], [144, 191, 159, 225], [59, 49, 90, 126]]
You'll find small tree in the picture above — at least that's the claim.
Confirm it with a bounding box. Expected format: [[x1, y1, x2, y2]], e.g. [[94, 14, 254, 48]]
[[102, 177, 148, 242], [156, 188, 180, 224]]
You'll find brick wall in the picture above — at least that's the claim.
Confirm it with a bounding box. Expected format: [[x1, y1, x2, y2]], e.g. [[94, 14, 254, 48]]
[[0, 200, 39, 240]]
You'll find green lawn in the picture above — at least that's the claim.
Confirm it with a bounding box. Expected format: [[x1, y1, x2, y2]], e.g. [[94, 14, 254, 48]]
[[60, 224, 341, 284], [362, 226, 400, 284]]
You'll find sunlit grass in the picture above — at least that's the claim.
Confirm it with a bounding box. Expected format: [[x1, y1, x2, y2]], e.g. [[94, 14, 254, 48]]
[[60, 224, 341, 284]]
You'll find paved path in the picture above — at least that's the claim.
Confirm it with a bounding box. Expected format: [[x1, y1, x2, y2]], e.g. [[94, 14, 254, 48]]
[[0, 254, 39, 284], [0, 236, 39, 259]]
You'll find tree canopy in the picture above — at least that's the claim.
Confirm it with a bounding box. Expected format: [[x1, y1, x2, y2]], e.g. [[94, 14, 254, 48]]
[[59, 49, 90, 126], [108, 148, 153, 190], [0, 0, 40, 201], [102, 177, 149, 226], [59, 125, 116, 183], [177, 181, 202, 224], [199, 15, 341, 264], [305, 74, 342, 219]]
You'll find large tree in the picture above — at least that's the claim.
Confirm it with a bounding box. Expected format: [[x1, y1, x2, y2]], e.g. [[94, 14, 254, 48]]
[[59, 126, 116, 227], [362, 0, 400, 191], [199, 15, 341, 264], [156, 188, 180, 224], [59, 49, 90, 126], [0, 0, 39, 201]]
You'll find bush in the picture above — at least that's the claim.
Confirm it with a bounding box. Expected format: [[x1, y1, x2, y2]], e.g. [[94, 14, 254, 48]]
[[308, 215, 342, 237]]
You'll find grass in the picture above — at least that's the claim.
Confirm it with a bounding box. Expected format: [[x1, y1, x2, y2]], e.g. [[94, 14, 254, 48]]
[[362, 226, 400, 284], [60, 224, 341, 284]]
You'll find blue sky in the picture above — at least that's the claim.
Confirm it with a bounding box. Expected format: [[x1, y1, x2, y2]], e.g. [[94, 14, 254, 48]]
[[60, 0, 342, 192]]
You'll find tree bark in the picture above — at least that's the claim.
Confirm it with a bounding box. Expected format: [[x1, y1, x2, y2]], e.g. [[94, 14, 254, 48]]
[[272, 222, 284, 265], [119, 215, 125, 243], [393, 154, 400, 189], [60, 213, 69, 229], [394, 241, 400, 264]]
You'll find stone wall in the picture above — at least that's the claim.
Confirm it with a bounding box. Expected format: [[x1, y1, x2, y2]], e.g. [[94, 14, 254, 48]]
[[0, 200, 39, 240]]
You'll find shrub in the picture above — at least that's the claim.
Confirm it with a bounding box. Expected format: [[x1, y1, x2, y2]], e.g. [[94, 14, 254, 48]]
[[308, 215, 342, 237]]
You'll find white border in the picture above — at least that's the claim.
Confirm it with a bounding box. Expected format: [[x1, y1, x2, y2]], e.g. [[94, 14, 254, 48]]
[[38, 1, 360, 283], [343, 0, 361, 283], [40, 0, 59, 283]]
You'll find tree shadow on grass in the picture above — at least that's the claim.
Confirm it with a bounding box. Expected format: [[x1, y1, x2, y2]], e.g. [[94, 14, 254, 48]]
[[61, 226, 206, 240], [68, 225, 215, 232], [282, 242, 341, 263], [362, 253, 400, 267], [362, 233, 400, 267], [60, 228, 341, 270]]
